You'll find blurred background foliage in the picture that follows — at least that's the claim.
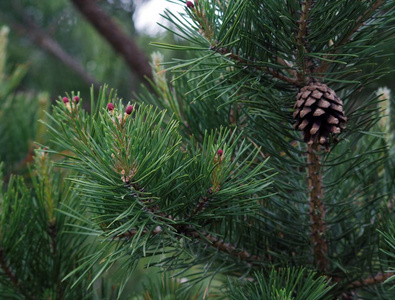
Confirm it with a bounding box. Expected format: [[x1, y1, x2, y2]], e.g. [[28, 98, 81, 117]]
[[0, 0, 392, 102], [0, 0, 189, 99]]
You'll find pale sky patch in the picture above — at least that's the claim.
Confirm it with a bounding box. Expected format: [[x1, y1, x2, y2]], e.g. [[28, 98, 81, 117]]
[[134, 0, 184, 35]]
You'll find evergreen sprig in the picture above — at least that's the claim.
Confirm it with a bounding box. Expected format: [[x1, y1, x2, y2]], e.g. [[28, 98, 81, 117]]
[[44, 85, 273, 293], [228, 267, 333, 300], [0, 152, 93, 299]]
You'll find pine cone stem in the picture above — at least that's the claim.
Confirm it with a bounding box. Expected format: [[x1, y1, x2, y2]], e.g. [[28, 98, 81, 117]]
[[307, 143, 328, 272]]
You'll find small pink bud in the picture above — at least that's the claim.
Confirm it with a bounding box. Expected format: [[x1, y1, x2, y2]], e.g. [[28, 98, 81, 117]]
[[186, 1, 194, 8], [217, 149, 223, 156], [125, 105, 133, 115], [62, 97, 69, 103], [107, 103, 114, 111], [73, 96, 79, 103]]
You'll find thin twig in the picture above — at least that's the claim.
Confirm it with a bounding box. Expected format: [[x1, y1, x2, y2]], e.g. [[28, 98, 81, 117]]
[[334, 0, 384, 50], [189, 188, 213, 218], [189, 230, 263, 264], [318, 0, 384, 74]]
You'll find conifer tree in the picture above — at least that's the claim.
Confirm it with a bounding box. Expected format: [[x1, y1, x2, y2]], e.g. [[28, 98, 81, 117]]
[[1, 1, 395, 299]]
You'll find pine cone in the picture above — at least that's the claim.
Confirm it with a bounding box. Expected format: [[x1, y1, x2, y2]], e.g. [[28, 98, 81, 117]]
[[293, 82, 347, 147]]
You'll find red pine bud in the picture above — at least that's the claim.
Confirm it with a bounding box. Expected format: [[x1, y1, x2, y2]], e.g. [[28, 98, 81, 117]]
[[217, 149, 223, 156], [186, 1, 194, 8], [107, 103, 114, 111], [73, 96, 79, 103], [62, 97, 69, 103], [125, 105, 134, 115]]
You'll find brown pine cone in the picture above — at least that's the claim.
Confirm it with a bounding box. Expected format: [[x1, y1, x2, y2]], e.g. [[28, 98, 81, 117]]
[[293, 82, 347, 148]]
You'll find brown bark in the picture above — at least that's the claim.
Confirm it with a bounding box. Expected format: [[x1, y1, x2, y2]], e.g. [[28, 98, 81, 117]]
[[307, 143, 328, 272], [70, 0, 153, 85], [349, 272, 394, 289]]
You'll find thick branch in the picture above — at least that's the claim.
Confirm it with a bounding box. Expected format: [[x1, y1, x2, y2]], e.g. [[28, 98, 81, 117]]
[[8, 19, 100, 89], [348, 272, 394, 289], [307, 143, 328, 272], [70, 0, 153, 85]]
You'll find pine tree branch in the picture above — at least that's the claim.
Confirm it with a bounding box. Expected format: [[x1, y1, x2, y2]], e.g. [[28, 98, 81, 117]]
[[113, 184, 264, 265], [318, 0, 384, 74], [188, 230, 262, 264], [307, 143, 328, 272], [333, 0, 384, 50], [348, 272, 394, 289], [213, 47, 303, 86], [297, 0, 315, 80], [297, 1, 314, 51], [69, 0, 153, 85], [114, 225, 263, 265]]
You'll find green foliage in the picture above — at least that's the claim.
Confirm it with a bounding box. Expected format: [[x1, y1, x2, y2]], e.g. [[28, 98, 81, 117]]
[[131, 272, 206, 300], [44, 85, 272, 296], [0, 151, 92, 299], [228, 267, 333, 300], [148, 0, 395, 298], [380, 221, 395, 287]]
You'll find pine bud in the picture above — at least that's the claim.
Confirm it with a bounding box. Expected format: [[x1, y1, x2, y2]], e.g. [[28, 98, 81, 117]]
[[217, 149, 223, 156], [73, 96, 79, 103], [62, 97, 69, 104], [186, 1, 194, 8], [125, 105, 133, 115], [107, 103, 114, 111]]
